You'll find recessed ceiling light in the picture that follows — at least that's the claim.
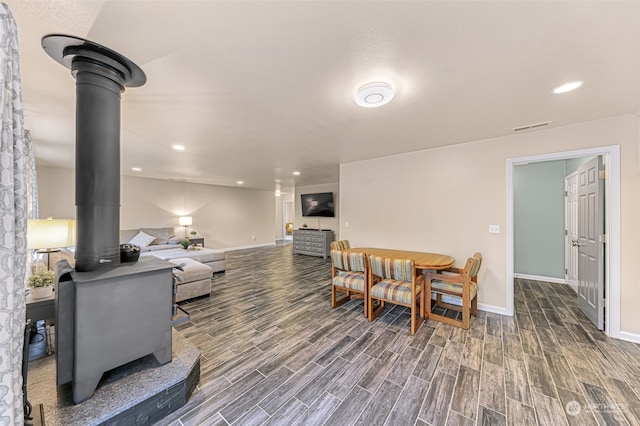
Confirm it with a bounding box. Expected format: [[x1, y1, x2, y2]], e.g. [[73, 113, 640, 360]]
[[553, 81, 583, 94], [275, 189, 281, 196], [355, 82, 394, 107], [172, 144, 186, 151], [293, 171, 301, 176], [131, 167, 142, 172], [237, 180, 244, 185]]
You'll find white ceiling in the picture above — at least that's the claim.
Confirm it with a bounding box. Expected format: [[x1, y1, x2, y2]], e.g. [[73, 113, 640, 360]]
[[7, 1, 640, 193]]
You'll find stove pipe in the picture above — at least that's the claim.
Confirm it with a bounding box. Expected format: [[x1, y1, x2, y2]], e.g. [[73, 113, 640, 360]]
[[42, 35, 146, 272]]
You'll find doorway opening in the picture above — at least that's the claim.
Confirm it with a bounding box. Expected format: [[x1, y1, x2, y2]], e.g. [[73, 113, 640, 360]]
[[507, 145, 620, 337], [283, 200, 293, 241]]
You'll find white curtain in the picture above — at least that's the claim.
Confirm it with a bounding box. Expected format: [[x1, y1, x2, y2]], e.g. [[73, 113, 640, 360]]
[[0, 4, 28, 426]]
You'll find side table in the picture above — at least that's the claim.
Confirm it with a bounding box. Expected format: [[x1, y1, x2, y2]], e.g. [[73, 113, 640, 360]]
[[189, 237, 204, 247], [26, 291, 55, 359], [26, 291, 55, 323]]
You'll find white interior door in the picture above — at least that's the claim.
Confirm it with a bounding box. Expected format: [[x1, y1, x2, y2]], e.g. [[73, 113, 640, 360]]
[[576, 156, 604, 329], [565, 171, 579, 291]]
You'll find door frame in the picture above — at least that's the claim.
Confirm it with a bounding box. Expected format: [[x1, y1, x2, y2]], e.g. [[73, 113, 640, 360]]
[[506, 145, 620, 337]]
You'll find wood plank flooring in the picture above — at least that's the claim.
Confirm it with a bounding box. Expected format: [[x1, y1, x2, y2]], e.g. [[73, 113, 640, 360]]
[[154, 244, 640, 426]]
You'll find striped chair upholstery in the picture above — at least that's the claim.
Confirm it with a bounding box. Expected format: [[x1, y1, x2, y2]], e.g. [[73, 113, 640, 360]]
[[368, 255, 424, 335], [330, 240, 351, 251], [331, 250, 368, 316], [425, 252, 482, 329]]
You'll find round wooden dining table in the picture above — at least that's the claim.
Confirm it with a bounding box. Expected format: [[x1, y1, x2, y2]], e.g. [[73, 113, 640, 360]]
[[342, 247, 455, 271]]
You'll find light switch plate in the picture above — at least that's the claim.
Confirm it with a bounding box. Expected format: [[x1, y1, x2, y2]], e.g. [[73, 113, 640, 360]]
[[488, 224, 500, 234]]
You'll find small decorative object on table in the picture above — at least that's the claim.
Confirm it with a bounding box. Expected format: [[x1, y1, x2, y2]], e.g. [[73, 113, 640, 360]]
[[28, 270, 55, 299], [180, 239, 191, 250], [190, 230, 197, 237]]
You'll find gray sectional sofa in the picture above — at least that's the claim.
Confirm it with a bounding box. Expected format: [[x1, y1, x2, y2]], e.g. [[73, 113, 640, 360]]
[[120, 227, 226, 272], [121, 227, 226, 301]]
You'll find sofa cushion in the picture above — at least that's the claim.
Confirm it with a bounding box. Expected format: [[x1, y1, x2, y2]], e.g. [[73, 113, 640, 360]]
[[129, 231, 156, 248], [144, 247, 225, 264], [140, 227, 175, 245], [120, 229, 139, 244], [171, 258, 213, 283], [168, 236, 186, 245], [141, 244, 176, 252]]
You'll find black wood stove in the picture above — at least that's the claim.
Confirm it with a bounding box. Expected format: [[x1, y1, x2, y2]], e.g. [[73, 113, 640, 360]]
[[42, 35, 175, 404]]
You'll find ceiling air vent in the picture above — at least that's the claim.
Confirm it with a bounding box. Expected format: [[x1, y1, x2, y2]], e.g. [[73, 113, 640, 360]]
[[513, 121, 552, 132]]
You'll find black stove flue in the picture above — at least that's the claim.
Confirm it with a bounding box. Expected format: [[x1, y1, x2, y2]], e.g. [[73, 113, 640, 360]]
[[42, 35, 146, 272], [41, 35, 182, 406]]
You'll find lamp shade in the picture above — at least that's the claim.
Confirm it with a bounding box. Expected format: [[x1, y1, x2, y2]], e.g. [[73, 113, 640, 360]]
[[178, 216, 192, 226], [27, 219, 76, 250]]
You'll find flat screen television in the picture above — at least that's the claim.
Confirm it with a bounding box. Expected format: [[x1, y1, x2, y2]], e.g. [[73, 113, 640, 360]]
[[301, 192, 335, 217]]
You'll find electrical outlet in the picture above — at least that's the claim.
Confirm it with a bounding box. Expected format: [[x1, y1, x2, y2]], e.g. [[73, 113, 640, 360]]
[[488, 225, 500, 234], [344, 221, 349, 228], [251, 235, 256, 241]]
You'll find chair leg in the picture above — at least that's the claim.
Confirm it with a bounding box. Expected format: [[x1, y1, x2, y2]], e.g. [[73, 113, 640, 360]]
[[332, 287, 351, 308], [369, 299, 385, 322], [461, 294, 471, 329], [462, 305, 471, 329], [471, 296, 478, 316], [363, 290, 368, 318], [424, 279, 432, 319], [331, 285, 337, 308], [411, 299, 423, 335]]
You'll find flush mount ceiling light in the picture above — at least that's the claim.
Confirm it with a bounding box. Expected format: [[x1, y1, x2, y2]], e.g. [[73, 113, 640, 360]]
[[131, 167, 141, 172], [172, 144, 185, 151], [553, 81, 583, 94], [236, 180, 244, 185], [355, 82, 394, 107], [293, 171, 301, 176]]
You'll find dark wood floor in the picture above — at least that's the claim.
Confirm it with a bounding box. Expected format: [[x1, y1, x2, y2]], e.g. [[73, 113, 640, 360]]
[[155, 244, 640, 426]]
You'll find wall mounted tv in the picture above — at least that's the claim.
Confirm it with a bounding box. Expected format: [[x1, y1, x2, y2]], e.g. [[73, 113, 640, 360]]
[[301, 192, 335, 217]]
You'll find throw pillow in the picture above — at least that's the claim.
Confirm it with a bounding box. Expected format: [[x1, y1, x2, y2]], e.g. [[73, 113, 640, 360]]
[[140, 227, 175, 245], [129, 231, 156, 248]]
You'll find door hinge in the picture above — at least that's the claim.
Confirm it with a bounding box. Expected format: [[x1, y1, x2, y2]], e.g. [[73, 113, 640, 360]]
[[565, 268, 568, 274], [565, 229, 568, 236], [600, 234, 607, 243], [599, 170, 607, 179], [600, 298, 606, 308], [564, 190, 568, 196]]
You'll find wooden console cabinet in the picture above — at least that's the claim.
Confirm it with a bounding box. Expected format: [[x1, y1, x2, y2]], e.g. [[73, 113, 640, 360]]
[[293, 229, 334, 259]]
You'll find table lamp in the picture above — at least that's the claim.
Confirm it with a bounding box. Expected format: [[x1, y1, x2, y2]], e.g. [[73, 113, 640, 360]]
[[179, 216, 192, 238], [27, 218, 76, 270]]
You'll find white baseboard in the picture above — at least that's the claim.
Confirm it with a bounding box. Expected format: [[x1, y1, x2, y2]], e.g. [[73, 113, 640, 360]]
[[220, 242, 276, 251], [514, 273, 566, 285], [478, 303, 511, 316], [431, 294, 511, 317], [614, 330, 640, 344]]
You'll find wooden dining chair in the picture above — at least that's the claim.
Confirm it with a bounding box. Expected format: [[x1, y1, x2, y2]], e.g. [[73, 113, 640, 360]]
[[368, 255, 424, 335], [330, 240, 350, 251], [331, 249, 368, 317], [424, 252, 482, 329]]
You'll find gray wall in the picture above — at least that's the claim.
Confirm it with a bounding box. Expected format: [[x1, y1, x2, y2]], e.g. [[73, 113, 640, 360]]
[[513, 156, 596, 280], [514, 161, 566, 279], [565, 156, 593, 175]]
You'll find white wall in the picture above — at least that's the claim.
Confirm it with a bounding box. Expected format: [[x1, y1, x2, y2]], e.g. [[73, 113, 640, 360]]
[[294, 182, 339, 233], [340, 114, 640, 336], [36, 166, 276, 250]]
